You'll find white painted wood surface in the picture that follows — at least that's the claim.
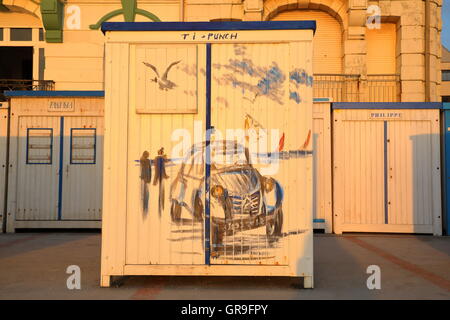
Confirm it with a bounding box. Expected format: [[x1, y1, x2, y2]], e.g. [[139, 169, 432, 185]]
[[312, 100, 332, 233], [101, 27, 314, 286], [333, 108, 442, 235], [6, 97, 104, 232], [62, 116, 104, 221], [16, 116, 60, 221], [0, 104, 8, 233]]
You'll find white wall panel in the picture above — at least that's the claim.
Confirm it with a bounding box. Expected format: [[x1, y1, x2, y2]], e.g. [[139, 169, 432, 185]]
[[0, 105, 8, 232], [101, 24, 315, 287], [62, 116, 104, 221], [333, 108, 442, 235], [312, 101, 332, 232], [6, 96, 104, 231]]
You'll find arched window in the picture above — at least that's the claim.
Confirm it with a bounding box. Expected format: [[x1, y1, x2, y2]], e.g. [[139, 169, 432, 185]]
[[271, 10, 343, 74]]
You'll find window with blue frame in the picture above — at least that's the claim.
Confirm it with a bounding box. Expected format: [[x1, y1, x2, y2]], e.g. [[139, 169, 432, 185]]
[[70, 128, 96, 164], [27, 128, 53, 164]]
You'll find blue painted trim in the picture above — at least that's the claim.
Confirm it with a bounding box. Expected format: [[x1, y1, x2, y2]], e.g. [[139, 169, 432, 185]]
[[205, 43, 212, 265], [384, 121, 389, 224], [443, 102, 450, 110], [332, 102, 442, 110], [26, 128, 53, 165], [70, 128, 97, 165], [57, 117, 64, 221], [102, 21, 316, 33], [313, 219, 325, 223], [444, 110, 450, 235], [313, 98, 331, 103], [4, 90, 105, 97]]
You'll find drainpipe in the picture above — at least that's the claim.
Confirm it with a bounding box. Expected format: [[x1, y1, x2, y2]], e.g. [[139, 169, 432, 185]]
[[180, 0, 184, 22], [425, 0, 431, 101]]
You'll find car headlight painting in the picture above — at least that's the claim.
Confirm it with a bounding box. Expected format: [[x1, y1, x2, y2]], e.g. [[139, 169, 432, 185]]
[[211, 185, 225, 198], [263, 177, 275, 193]]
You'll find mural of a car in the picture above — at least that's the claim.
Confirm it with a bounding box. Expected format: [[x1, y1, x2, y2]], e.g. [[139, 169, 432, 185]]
[[169, 140, 283, 245]]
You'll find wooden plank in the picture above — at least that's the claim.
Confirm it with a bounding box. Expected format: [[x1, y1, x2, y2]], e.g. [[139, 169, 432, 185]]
[[332, 110, 342, 234], [106, 30, 314, 44], [123, 264, 295, 276], [334, 223, 433, 234], [14, 220, 101, 229], [431, 111, 443, 235], [0, 107, 7, 233], [100, 43, 129, 276], [6, 100, 19, 233]]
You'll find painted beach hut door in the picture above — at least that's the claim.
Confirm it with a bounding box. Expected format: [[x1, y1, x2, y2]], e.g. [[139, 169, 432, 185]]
[[15, 116, 103, 222], [333, 109, 441, 234], [126, 41, 311, 266], [209, 43, 292, 265]]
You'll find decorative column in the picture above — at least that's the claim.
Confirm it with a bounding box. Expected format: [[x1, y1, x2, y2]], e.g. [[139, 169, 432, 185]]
[[244, 0, 263, 21], [345, 0, 368, 101], [391, 0, 426, 102], [40, 0, 64, 43], [429, 0, 442, 102]]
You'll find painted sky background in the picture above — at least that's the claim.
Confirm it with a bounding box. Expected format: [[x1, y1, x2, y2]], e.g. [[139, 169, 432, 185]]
[[443, 1, 449, 49]]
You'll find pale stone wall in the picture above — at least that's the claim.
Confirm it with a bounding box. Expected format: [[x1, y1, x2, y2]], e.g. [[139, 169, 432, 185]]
[[1, 1, 181, 90], [255, 0, 442, 101], [440, 48, 450, 100], [441, 61, 450, 99], [0, 0, 443, 102], [42, 0, 180, 90]]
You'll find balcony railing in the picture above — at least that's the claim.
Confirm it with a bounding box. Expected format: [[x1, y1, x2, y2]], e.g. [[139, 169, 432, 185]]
[[313, 74, 360, 102], [0, 79, 55, 101], [314, 74, 400, 102], [366, 74, 401, 102], [0, 76, 400, 102]]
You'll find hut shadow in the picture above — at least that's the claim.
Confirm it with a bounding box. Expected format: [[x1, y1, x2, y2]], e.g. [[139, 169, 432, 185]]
[[407, 134, 441, 234], [120, 234, 384, 299]]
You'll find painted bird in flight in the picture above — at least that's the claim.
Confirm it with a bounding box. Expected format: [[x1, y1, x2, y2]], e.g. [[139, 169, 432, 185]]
[[142, 60, 181, 91]]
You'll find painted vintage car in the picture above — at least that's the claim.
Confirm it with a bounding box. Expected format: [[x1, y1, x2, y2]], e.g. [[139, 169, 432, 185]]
[[169, 140, 283, 244]]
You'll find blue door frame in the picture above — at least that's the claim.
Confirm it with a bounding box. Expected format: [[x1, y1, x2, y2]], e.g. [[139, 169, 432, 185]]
[[204, 43, 212, 264], [57, 116, 64, 220], [443, 104, 450, 235]]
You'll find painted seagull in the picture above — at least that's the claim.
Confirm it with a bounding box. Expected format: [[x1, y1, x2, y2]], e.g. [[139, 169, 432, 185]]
[[142, 60, 181, 91]]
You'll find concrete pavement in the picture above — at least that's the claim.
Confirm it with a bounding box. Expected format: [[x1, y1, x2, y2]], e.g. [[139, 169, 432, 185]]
[[0, 232, 449, 299]]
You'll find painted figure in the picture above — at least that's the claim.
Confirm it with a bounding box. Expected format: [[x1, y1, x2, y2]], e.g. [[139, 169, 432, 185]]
[[153, 148, 170, 216], [140, 151, 151, 215]]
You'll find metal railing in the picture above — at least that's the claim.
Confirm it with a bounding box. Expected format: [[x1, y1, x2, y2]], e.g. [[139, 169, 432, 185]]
[[0, 79, 55, 101], [0, 76, 401, 102], [366, 74, 401, 102], [313, 74, 400, 102], [313, 74, 360, 102]]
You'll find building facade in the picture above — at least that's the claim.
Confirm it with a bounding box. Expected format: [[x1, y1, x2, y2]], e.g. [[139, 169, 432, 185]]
[[441, 46, 450, 102], [0, 0, 443, 102]]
